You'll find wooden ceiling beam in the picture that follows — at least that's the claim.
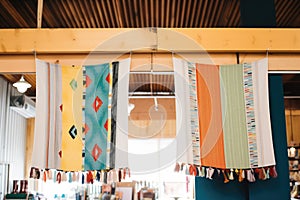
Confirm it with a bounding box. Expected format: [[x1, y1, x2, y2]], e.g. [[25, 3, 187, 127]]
[[1, 53, 300, 73], [0, 28, 299, 54]]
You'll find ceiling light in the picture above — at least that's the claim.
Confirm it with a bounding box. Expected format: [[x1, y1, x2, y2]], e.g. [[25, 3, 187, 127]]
[[13, 75, 31, 93], [154, 97, 158, 111], [128, 103, 135, 116]]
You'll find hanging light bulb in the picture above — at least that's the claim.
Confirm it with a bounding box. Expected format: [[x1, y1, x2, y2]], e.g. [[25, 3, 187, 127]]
[[128, 103, 135, 116], [13, 75, 31, 93]]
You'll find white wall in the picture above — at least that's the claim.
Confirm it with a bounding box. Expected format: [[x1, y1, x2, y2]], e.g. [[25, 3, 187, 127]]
[[0, 76, 27, 193]]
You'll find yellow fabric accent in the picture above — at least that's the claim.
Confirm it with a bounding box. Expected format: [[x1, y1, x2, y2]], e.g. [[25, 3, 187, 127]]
[[61, 66, 83, 171]]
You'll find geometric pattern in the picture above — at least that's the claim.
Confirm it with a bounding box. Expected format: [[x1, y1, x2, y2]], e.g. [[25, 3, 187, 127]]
[[84, 123, 90, 135], [106, 73, 111, 83], [92, 96, 102, 113], [86, 75, 92, 88], [91, 144, 102, 161], [68, 125, 77, 139], [104, 119, 109, 132], [187, 63, 201, 166], [69, 79, 78, 91], [84, 63, 110, 170], [243, 63, 258, 168]]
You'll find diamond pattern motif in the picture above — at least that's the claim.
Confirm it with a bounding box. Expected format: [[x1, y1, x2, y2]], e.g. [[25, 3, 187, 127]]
[[91, 144, 102, 161], [69, 125, 77, 139], [69, 79, 78, 91], [84, 123, 90, 135], [106, 73, 111, 83], [86, 75, 92, 88], [92, 96, 103, 112], [104, 119, 109, 132]]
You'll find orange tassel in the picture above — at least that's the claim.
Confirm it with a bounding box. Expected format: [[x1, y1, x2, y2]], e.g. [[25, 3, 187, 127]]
[[43, 171, 47, 182], [222, 170, 229, 183], [238, 169, 244, 182]]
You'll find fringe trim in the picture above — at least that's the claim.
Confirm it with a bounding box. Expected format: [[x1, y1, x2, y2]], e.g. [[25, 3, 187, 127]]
[[29, 167, 131, 184], [174, 163, 278, 183]]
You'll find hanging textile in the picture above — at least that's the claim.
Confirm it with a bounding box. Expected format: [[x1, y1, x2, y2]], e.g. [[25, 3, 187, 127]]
[[61, 65, 84, 171], [173, 58, 276, 181], [173, 58, 194, 165], [32, 59, 62, 169], [84, 63, 110, 170], [33, 58, 130, 171], [113, 59, 130, 169]]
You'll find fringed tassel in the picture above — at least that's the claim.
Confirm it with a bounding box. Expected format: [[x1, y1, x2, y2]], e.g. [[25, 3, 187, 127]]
[[189, 165, 197, 176], [207, 168, 214, 179], [53, 170, 57, 182], [48, 170, 53, 180], [222, 170, 229, 183], [69, 172, 72, 183], [181, 163, 185, 171], [255, 168, 266, 180], [269, 166, 278, 178], [174, 162, 180, 172], [72, 172, 77, 182], [57, 172, 61, 184], [229, 169, 234, 180], [196, 166, 200, 176], [185, 165, 189, 175], [262, 168, 267, 180], [123, 167, 131, 179], [62, 172, 67, 182], [247, 169, 255, 182], [201, 167, 205, 177], [238, 169, 244, 182], [82, 173, 85, 184], [97, 171, 101, 182], [265, 167, 270, 179], [43, 171, 47, 182], [87, 171, 94, 184]]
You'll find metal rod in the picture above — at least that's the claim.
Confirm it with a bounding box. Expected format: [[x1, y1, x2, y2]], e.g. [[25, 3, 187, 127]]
[[128, 95, 175, 99], [284, 96, 300, 99], [268, 71, 300, 74], [129, 71, 174, 75]]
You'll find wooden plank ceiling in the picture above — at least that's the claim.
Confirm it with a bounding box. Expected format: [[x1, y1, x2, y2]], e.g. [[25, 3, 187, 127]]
[[0, 0, 299, 98], [0, 0, 299, 28]]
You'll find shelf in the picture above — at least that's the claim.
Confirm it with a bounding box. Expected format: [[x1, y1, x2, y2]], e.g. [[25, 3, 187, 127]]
[[289, 157, 300, 160], [288, 146, 300, 149], [290, 169, 300, 172]]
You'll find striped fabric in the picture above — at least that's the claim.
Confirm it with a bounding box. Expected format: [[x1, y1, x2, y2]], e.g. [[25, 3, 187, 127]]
[[34, 59, 130, 171], [173, 58, 275, 170], [32, 60, 62, 169]]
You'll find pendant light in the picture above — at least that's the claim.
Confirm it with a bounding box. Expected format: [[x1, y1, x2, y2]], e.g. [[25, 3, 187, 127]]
[[128, 103, 135, 116], [13, 75, 31, 93]]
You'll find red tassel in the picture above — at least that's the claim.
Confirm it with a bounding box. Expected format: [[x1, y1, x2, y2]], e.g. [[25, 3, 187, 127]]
[[269, 166, 278, 178], [87, 171, 94, 184], [57, 172, 61, 184], [189, 165, 197, 176]]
